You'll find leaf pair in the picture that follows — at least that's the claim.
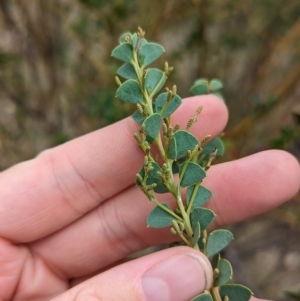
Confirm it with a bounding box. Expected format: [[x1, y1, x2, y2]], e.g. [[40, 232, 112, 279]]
[[112, 37, 164, 67], [191, 285, 252, 301], [190, 78, 224, 100]]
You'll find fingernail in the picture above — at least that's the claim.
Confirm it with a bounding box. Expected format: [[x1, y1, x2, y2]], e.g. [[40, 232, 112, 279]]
[[141, 252, 212, 301]]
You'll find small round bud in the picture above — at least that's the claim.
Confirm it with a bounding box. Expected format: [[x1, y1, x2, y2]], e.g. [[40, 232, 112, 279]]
[[115, 76, 122, 86], [170, 227, 177, 235]]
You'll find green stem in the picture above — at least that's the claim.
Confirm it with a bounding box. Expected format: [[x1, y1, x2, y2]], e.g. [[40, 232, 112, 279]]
[[132, 51, 154, 115], [176, 196, 192, 235], [210, 287, 221, 301], [149, 73, 168, 98], [177, 231, 192, 247], [186, 182, 201, 215], [150, 197, 183, 222]]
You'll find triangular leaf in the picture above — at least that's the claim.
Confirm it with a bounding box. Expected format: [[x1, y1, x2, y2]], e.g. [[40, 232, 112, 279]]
[[139, 43, 165, 66], [179, 162, 206, 187], [145, 68, 166, 95], [119, 32, 132, 43], [116, 80, 143, 104], [206, 230, 234, 257], [117, 63, 137, 80], [132, 110, 144, 125], [211, 253, 221, 270], [190, 79, 209, 95], [132, 33, 138, 48], [144, 113, 161, 139], [153, 182, 169, 194], [202, 137, 225, 156], [168, 130, 199, 160], [209, 79, 223, 91], [186, 185, 212, 209], [132, 33, 147, 49], [155, 92, 182, 118], [198, 236, 205, 252], [136, 162, 163, 186], [194, 78, 208, 86], [190, 293, 213, 301], [147, 203, 177, 228], [190, 208, 215, 231], [219, 284, 253, 301], [214, 258, 233, 287], [192, 222, 201, 247], [172, 158, 186, 174], [112, 43, 133, 63]]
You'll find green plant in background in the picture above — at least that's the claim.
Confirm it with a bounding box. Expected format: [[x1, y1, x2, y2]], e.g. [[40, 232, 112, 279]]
[[286, 290, 300, 301], [112, 27, 253, 301]]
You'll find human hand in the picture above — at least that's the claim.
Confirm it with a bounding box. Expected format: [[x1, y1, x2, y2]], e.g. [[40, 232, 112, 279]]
[[0, 95, 299, 301]]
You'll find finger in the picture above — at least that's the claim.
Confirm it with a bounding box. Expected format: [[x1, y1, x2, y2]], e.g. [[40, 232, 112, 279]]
[[0, 95, 228, 242], [205, 150, 300, 228], [50, 246, 213, 301], [31, 150, 300, 278], [0, 237, 67, 301]]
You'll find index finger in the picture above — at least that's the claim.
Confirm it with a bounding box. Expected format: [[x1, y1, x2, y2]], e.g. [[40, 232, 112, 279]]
[[0, 95, 228, 242]]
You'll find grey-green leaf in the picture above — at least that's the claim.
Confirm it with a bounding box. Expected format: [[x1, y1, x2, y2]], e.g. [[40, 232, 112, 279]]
[[119, 32, 132, 43], [144, 113, 161, 139], [116, 80, 143, 104], [132, 110, 144, 125], [179, 162, 206, 187], [214, 258, 233, 287], [186, 185, 212, 209], [211, 253, 221, 270], [190, 293, 213, 301], [132, 33, 138, 48], [168, 130, 199, 160], [117, 63, 137, 80], [139, 43, 165, 66], [219, 284, 253, 301], [144, 68, 166, 95], [112, 43, 133, 63], [190, 79, 209, 95], [209, 79, 223, 91], [206, 230, 234, 257], [190, 208, 215, 231], [136, 162, 162, 186], [132, 33, 148, 49], [202, 137, 225, 156], [192, 222, 201, 247], [147, 204, 177, 228], [194, 78, 208, 86], [155, 92, 182, 118], [153, 183, 169, 194]]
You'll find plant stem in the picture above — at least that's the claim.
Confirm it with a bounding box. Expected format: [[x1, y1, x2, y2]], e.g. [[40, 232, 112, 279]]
[[177, 196, 192, 235], [186, 182, 201, 215], [210, 287, 221, 301], [150, 197, 183, 222]]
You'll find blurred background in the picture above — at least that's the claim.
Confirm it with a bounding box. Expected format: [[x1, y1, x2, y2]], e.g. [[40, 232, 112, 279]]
[[0, 0, 299, 299]]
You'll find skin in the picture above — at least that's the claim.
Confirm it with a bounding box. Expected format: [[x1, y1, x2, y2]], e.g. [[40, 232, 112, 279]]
[[0, 95, 299, 301]]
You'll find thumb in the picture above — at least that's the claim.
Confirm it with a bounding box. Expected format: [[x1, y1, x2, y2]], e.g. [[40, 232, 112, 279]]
[[50, 246, 213, 301]]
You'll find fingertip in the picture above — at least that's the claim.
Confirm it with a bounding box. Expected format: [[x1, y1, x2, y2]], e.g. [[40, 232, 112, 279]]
[[205, 149, 300, 226], [181, 94, 229, 124], [140, 246, 213, 301], [276, 149, 300, 195], [260, 149, 300, 199], [173, 94, 228, 139]]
